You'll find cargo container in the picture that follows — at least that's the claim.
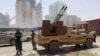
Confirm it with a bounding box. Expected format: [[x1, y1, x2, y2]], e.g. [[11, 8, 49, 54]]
[[76, 19, 100, 34], [87, 19, 100, 34]]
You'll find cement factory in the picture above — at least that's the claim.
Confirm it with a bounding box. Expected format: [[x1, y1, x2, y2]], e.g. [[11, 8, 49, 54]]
[[0, 0, 100, 34], [0, 0, 80, 29], [0, 0, 42, 28]]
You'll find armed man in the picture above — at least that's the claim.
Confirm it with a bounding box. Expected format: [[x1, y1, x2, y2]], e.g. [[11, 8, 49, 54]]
[[31, 30, 37, 50]]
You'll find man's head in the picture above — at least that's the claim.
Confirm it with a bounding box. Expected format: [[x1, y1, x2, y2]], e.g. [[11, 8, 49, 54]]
[[16, 29, 20, 33], [32, 30, 34, 33]]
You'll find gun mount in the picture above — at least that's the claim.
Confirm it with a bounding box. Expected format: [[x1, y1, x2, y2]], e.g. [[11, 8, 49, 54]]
[[42, 6, 67, 36], [50, 6, 67, 33]]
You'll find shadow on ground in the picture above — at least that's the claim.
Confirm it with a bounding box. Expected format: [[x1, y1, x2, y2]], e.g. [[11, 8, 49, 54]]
[[0, 45, 12, 47], [36, 44, 100, 56]]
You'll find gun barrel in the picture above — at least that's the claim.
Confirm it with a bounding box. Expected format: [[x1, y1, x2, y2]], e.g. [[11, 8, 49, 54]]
[[52, 6, 67, 26]]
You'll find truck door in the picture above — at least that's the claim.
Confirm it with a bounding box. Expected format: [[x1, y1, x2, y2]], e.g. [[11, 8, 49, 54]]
[[0, 33, 9, 44], [68, 28, 84, 44], [0, 37, 4, 44], [0, 33, 5, 44]]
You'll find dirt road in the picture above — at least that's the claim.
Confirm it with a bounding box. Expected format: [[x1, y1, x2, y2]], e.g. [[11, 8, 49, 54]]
[[0, 37, 100, 56]]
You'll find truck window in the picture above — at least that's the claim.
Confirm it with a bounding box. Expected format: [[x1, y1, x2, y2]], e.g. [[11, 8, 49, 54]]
[[71, 28, 79, 34]]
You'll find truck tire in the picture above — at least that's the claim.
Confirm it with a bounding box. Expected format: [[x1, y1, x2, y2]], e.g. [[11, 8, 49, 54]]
[[10, 39, 15, 46], [25, 38, 31, 42], [45, 46, 49, 51], [49, 41, 59, 52], [85, 39, 93, 48]]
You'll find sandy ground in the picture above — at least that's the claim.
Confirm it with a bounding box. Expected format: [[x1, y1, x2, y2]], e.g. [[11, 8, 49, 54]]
[[0, 37, 100, 56]]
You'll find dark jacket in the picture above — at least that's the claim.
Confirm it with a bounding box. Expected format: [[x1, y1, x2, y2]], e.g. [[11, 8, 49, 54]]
[[15, 32, 22, 50], [31, 32, 34, 40]]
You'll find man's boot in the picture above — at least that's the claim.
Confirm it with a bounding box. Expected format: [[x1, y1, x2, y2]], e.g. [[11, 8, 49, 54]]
[[16, 51, 19, 55], [19, 50, 22, 55]]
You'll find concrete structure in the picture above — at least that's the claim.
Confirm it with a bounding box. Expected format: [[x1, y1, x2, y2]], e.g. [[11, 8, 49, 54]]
[[0, 13, 10, 28], [16, 0, 42, 28], [33, 0, 42, 27], [67, 15, 81, 27], [45, 1, 67, 26]]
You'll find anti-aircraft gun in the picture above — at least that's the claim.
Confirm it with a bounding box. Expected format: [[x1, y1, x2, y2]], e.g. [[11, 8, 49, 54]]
[[50, 6, 67, 33], [42, 6, 67, 36], [52, 6, 67, 27]]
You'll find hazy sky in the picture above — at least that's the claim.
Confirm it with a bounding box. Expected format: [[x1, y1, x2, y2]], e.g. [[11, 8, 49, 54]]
[[0, 0, 100, 24]]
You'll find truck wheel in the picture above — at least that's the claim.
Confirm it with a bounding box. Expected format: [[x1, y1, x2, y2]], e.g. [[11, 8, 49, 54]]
[[25, 38, 31, 42], [45, 46, 49, 51], [85, 39, 93, 48], [10, 39, 15, 46], [49, 41, 59, 52]]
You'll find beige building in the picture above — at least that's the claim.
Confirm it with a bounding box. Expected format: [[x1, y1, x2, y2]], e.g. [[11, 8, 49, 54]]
[[16, 0, 42, 28], [67, 15, 81, 27]]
